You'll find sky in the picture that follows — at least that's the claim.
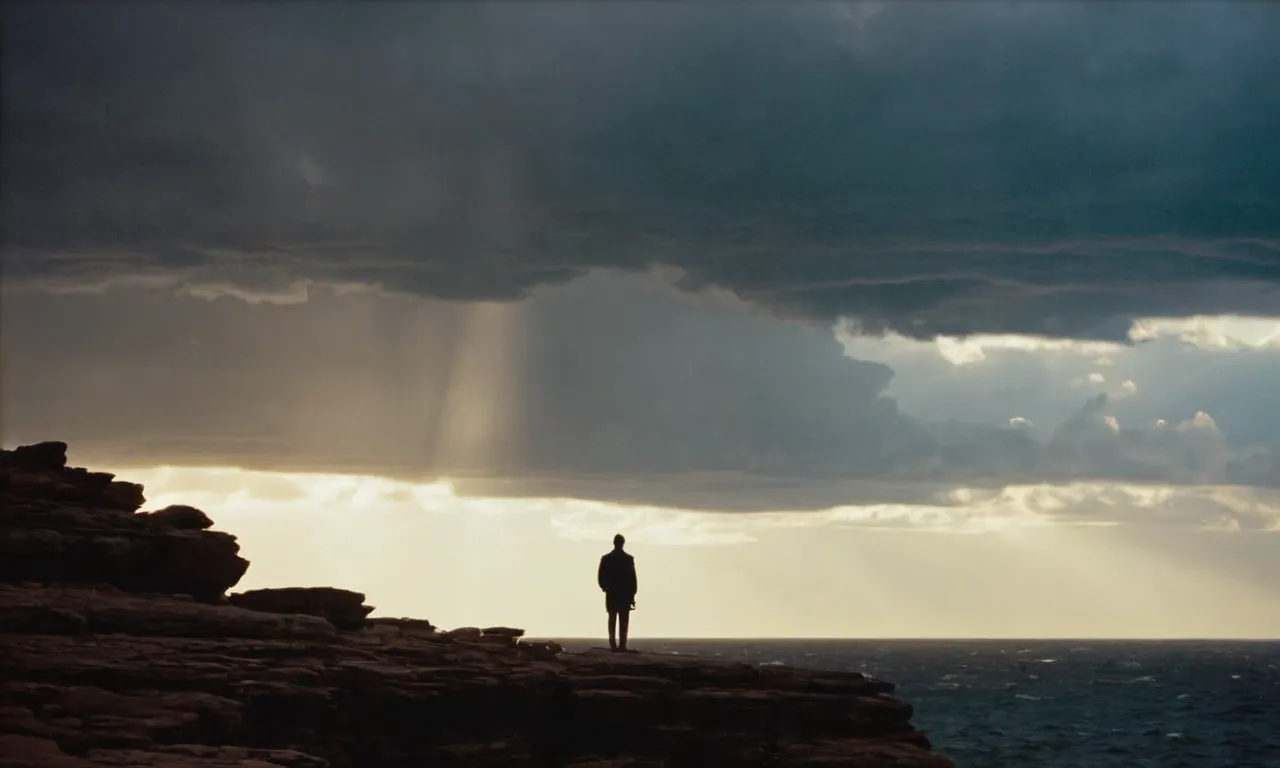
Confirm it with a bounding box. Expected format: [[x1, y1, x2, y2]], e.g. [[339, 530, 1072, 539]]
[[3, 2, 1279, 638]]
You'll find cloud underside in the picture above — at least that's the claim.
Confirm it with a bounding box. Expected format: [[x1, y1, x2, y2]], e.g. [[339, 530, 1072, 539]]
[[4, 3, 1280, 339], [4, 276, 1278, 511]]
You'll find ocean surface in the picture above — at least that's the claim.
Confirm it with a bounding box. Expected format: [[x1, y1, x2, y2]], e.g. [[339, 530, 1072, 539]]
[[558, 639, 1280, 768]]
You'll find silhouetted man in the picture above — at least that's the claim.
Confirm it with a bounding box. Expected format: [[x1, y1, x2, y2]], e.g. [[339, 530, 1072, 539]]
[[597, 534, 637, 652]]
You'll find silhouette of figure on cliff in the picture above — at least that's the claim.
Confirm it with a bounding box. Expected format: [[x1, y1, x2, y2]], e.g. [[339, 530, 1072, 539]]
[[597, 534, 637, 652]]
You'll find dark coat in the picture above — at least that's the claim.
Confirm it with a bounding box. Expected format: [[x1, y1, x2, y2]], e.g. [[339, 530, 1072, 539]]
[[597, 549, 637, 598]]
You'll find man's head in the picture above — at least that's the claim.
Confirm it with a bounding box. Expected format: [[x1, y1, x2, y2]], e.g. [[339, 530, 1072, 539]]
[[613, 534, 625, 550]]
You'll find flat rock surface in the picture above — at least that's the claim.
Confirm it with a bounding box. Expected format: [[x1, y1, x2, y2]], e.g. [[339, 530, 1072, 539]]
[[0, 443, 953, 767]]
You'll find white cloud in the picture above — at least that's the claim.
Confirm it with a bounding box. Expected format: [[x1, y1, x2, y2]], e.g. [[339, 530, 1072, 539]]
[[1184, 411, 1218, 431], [852, 316, 1280, 371], [178, 279, 316, 305], [931, 333, 1124, 366], [1129, 315, 1280, 350]]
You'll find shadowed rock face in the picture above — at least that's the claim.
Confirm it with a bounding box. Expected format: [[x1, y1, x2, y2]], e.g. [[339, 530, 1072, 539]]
[[0, 443, 954, 767], [0, 442, 248, 600], [138, 506, 214, 531], [228, 587, 375, 631]]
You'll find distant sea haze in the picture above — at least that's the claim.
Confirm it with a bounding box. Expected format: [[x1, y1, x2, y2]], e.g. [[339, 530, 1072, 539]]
[[555, 639, 1280, 768]]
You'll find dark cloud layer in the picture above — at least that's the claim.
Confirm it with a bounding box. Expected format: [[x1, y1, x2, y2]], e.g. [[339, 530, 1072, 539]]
[[4, 3, 1280, 339]]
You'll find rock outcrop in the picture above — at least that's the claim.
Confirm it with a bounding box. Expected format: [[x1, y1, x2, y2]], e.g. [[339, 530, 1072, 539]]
[[0, 442, 953, 767], [137, 506, 214, 532], [227, 587, 375, 631], [0, 442, 248, 602]]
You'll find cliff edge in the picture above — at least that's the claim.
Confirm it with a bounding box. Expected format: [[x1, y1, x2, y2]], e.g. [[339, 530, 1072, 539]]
[[0, 442, 953, 767]]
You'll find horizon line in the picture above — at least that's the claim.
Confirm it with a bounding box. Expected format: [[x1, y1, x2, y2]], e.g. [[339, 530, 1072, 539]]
[[531, 636, 1280, 643]]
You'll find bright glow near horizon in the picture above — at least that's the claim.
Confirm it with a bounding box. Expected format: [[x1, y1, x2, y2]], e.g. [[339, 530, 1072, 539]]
[[97, 463, 1280, 640]]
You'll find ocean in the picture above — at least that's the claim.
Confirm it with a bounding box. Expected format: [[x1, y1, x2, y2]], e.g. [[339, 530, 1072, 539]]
[[558, 639, 1280, 768]]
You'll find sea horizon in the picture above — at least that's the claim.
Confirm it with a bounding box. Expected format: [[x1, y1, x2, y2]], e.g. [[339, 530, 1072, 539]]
[[541, 636, 1280, 644]]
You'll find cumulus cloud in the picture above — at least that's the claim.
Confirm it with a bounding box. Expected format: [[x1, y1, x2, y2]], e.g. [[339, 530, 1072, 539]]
[[842, 314, 1280, 450], [1131, 316, 1280, 350], [3, 3, 1279, 339]]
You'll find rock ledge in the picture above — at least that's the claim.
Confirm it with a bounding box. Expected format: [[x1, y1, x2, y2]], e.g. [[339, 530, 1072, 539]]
[[0, 442, 953, 767]]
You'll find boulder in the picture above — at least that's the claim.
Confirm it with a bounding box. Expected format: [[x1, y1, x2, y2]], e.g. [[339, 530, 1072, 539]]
[[139, 505, 214, 531], [2, 441, 68, 470], [516, 640, 564, 661], [365, 617, 436, 633], [228, 587, 374, 630], [145, 531, 250, 602], [481, 626, 525, 638], [442, 626, 482, 642]]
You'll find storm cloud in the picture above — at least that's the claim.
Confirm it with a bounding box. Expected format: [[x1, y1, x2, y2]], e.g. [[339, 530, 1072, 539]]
[[4, 271, 1277, 510], [4, 2, 1280, 340]]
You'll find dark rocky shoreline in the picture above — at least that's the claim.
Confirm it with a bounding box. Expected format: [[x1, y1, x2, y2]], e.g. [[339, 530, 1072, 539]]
[[0, 441, 953, 767]]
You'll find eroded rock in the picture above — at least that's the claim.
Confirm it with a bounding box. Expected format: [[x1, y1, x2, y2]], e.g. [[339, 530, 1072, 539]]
[[0, 446, 248, 599], [228, 587, 373, 631], [0, 443, 953, 767], [139, 505, 214, 531], [2, 441, 69, 470]]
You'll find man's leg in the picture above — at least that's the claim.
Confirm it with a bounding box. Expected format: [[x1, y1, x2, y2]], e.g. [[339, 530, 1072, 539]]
[[618, 609, 630, 651], [607, 610, 618, 652]]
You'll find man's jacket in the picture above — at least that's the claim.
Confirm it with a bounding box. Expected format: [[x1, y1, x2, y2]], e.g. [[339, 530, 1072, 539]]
[[597, 550, 638, 596]]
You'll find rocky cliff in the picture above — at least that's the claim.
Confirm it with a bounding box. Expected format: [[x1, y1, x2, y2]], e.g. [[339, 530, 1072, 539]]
[[0, 442, 953, 767]]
